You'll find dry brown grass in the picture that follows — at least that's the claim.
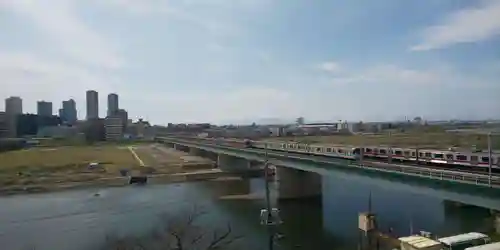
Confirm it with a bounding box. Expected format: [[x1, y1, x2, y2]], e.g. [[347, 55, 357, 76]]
[[265, 132, 500, 150], [132, 145, 213, 174], [0, 146, 139, 187]]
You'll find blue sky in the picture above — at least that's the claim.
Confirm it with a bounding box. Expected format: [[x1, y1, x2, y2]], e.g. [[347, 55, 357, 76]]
[[1, 0, 500, 124]]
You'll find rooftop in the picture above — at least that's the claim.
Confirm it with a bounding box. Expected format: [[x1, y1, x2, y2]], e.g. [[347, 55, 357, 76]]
[[399, 235, 442, 249], [438, 232, 489, 246]]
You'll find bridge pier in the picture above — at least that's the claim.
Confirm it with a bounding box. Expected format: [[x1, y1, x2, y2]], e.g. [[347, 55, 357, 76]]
[[189, 147, 200, 155], [217, 154, 253, 172], [276, 166, 322, 201]]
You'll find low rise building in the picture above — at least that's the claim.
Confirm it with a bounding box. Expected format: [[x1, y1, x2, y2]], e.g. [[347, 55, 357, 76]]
[[37, 125, 79, 139]]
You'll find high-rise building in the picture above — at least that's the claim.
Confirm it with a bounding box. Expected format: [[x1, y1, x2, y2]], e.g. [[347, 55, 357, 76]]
[[116, 109, 128, 127], [86, 90, 99, 120], [107, 93, 119, 117], [0, 112, 8, 138], [62, 99, 77, 124], [37, 101, 53, 117], [104, 116, 123, 141], [5, 96, 22, 115]]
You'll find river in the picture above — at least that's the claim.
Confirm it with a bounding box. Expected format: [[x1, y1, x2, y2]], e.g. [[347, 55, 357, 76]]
[[0, 169, 497, 250]]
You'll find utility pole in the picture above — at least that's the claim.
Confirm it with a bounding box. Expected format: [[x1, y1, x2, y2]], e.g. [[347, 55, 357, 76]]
[[488, 132, 492, 187], [388, 131, 392, 164], [264, 143, 273, 250], [261, 142, 280, 250]]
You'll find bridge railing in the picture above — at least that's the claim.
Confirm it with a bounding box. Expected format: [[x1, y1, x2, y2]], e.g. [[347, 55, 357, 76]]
[[159, 137, 500, 188]]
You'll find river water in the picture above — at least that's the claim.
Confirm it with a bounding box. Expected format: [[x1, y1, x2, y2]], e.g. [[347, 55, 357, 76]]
[[0, 170, 497, 250]]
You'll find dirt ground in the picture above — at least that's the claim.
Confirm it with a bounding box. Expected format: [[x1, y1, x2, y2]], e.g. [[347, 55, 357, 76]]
[[131, 144, 214, 174], [264, 132, 500, 150], [0, 144, 215, 194]]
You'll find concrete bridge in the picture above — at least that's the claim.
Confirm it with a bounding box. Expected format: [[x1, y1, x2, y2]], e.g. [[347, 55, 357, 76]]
[[167, 141, 320, 200], [158, 137, 500, 210]]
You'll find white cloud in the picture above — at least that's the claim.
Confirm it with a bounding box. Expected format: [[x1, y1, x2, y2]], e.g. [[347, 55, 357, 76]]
[[0, 51, 116, 115], [328, 64, 443, 86], [317, 61, 341, 73], [120, 86, 298, 124], [411, 1, 500, 51], [94, 0, 238, 37], [94, 0, 170, 14], [358, 64, 442, 85], [1, 0, 125, 69]]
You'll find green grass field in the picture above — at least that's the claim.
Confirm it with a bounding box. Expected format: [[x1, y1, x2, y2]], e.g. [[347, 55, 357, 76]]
[[265, 132, 500, 150]]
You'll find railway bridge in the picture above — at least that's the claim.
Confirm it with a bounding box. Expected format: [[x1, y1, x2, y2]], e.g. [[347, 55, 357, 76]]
[[157, 137, 500, 211]]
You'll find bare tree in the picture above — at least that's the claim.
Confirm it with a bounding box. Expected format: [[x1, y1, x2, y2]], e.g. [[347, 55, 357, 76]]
[[101, 206, 242, 250]]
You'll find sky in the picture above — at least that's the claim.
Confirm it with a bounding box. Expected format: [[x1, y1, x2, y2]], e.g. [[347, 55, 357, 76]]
[[1, 0, 500, 125]]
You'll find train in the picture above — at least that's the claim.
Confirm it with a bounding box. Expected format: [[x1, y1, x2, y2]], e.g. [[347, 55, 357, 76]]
[[162, 136, 500, 170], [246, 140, 500, 170]]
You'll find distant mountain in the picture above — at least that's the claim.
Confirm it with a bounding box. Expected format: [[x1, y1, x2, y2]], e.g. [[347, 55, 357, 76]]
[[218, 117, 294, 126], [255, 118, 293, 125]]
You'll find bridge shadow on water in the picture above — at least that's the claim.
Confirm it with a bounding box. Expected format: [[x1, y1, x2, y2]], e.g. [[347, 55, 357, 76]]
[[321, 173, 499, 249], [281, 158, 500, 210]]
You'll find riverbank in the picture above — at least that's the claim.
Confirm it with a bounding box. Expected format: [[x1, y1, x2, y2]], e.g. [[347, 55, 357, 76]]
[[0, 170, 250, 196], [0, 144, 218, 196]]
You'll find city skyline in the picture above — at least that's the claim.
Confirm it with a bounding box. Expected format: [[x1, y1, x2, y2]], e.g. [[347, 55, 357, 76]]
[[2, 90, 121, 121], [1, 1, 500, 124]]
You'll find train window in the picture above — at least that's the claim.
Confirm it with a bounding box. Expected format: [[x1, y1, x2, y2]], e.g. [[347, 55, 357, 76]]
[[327, 148, 332, 153], [379, 149, 387, 154], [338, 149, 344, 154], [471, 156, 478, 162], [424, 152, 432, 157], [419, 152, 423, 157], [411, 152, 416, 157], [404, 151, 410, 156], [446, 154, 453, 160], [366, 148, 373, 153], [395, 150, 403, 156], [434, 153, 444, 159], [456, 155, 467, 161], [481, 157, 490, 163], [316, 148, 321, 152], [298, 145, 303, 150]]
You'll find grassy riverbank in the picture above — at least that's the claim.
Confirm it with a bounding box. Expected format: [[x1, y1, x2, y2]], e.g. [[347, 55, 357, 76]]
[[0, 144, 215, 195]]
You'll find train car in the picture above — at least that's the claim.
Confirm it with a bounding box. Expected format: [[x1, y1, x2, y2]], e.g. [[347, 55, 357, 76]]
[[212, 138, 500, 170], [252, 141, 361, 160], [362, 145, 500, 170], [253, 141, 500, 170]]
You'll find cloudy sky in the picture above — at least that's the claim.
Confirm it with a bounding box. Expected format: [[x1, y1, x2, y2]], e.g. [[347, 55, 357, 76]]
[[1, 0, 500, 125]]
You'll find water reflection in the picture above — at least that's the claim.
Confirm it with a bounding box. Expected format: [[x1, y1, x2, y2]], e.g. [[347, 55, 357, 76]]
[[0, 172, 498, 250]]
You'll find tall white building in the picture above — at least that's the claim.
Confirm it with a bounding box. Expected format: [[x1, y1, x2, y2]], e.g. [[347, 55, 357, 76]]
[[86, 90, 99, 120], [107, 93, 119, 116], [62, 99, 77, 124], [37, 101, 53, 117], [5, 96, 22, 115]]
